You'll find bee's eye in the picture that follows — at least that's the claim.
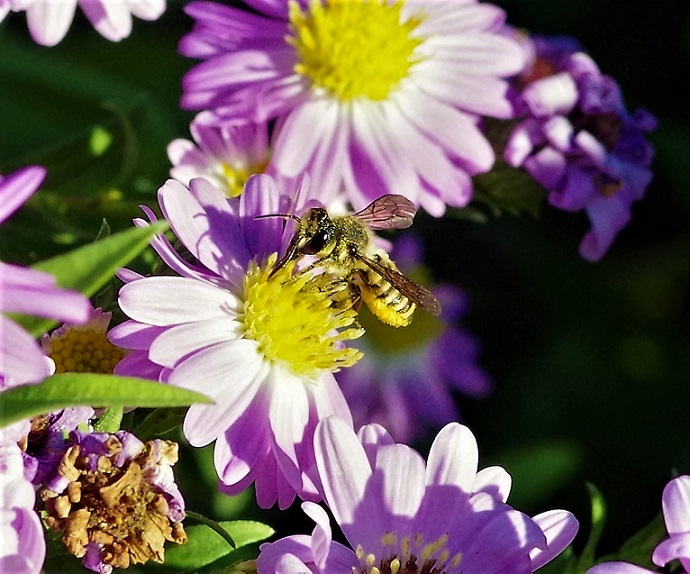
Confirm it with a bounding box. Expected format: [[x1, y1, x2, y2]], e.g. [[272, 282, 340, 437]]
[[303, 229, 329, 254]]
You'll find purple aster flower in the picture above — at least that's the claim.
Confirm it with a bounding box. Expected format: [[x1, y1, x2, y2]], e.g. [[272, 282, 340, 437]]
[[504, 35, 656, 261], [167, 111, 274, 197], [588, 475, 690, 574], [179, 0, 526, 216], [1, 0, 165, 46], [0, 422, 45, 574], [110, 174, 363, 508], [257, 418, 579, 574], [1, 166, 92, 389], [37, 429, 186, 573], [335, 235, 491, 443]]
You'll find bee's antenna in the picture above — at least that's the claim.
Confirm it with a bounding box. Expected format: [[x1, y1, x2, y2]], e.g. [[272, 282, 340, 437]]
[[254, 213, 301, 223]]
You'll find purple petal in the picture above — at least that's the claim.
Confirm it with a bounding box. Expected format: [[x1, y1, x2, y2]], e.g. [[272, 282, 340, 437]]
[[530, 510, 579, 570], [425, 423, 478, 491], [0, 166, 46, 225], [587, 563, 655, 574], [25, 0, 77, 46], [119, 276, 240, 326], [662, 475, 690, 534]]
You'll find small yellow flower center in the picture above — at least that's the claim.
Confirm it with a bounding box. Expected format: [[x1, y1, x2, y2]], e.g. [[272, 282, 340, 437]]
[[220, 159, 268, 197], [354, 532, 460, 574], [242, 254, 364, 377], [288, 0, 425, 101], [49, 328, 126, 374]]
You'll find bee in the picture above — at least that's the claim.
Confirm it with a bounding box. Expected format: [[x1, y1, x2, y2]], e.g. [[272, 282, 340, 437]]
[[267, 195, 441, 327]]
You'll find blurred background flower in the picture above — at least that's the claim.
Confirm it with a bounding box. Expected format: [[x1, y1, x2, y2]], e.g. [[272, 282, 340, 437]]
[[336, 234, 491, 443]]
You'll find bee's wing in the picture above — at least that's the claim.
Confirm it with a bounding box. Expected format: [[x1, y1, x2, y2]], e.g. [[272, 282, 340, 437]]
[[353, 195, 417, 230], [352, 252, 442, 316]]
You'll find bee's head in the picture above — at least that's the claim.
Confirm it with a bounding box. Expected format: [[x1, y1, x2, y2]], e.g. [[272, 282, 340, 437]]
[[270, 208, 335, 275]]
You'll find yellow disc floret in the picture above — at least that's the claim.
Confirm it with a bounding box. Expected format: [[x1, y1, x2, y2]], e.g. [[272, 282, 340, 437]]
[[242, 254, 364, 377], [220, 159, 268, 198], [288, 0, 425, 101], [49, 328, 126, 374]]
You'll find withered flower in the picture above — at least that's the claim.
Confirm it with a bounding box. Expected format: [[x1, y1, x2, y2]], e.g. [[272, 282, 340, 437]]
[[38, 431, 186, 574]]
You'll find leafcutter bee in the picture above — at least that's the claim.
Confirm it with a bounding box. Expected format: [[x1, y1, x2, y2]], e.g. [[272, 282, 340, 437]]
[[263, 195, 441, 327]]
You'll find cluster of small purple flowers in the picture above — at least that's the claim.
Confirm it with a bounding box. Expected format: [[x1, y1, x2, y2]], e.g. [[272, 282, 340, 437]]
[[0, 1, 669, 574]]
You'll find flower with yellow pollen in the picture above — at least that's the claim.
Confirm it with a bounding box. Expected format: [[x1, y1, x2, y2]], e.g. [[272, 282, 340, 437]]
[[44, 307, 126, 375], [257, 418, 580, 574], [168, 111, 274, 198], [181, 0, 526, 215], [112, 175, 362, 509]]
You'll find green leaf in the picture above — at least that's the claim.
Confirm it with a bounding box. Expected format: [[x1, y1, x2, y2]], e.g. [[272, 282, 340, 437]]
[[472, 160, 547, 218], [93, 407, 124, 433], [10, 221, 167, 337], [596, 512, 664, 569], [135, 407, 187, 440], [575, 483, 608, 571], [160, 521, 274, 572], [0, 373, 211, 428]]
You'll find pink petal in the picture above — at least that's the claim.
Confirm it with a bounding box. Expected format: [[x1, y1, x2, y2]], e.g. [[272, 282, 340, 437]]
[[119, 276, 240, 326], [149, 318, 243, 368], [662, 476, 690, 535], [530, 510, 579, 570], [425, 423, 478, 491], [25, 0, 77, 46], [0, 166, 45, 225]]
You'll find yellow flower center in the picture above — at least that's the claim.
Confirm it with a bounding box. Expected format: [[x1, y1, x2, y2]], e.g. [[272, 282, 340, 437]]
[[220, 159, 268, 198], [288, 0, 425, 101], [242, 254, 364, 377], [354, 532, 461, 574], [49, 328, 126, 374]]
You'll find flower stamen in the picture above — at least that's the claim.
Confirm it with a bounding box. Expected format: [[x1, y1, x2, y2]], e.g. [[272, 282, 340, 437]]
[[288, 0, 425, 101]]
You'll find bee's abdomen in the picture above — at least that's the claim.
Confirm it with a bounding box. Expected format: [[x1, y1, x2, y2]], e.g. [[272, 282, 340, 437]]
[[357, 257, 416, 328]]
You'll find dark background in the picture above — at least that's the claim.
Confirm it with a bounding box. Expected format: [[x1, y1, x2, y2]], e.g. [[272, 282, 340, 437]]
[[1, 0, 689, 559]]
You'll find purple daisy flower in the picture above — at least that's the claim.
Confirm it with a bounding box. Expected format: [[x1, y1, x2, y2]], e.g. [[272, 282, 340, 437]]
[[257, 418, 579, 574], [1, 0, 165, 46], [110, 174, 363, 508], [179, 0, 526, 216], [167, 112, 274, 197], [588, 475, 690, 574], [0, 422, 45, 574], [335, 235, 491, 443], [504, 35, 656, 261], [1, 166, 92, 390], [37, 429, 186, 574]]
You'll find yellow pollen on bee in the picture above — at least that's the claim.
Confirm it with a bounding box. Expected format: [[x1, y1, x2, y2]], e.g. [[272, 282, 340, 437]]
[[242, 254, 364, 377], [49, 328, 125, 375], [288, 0, 425, 101]]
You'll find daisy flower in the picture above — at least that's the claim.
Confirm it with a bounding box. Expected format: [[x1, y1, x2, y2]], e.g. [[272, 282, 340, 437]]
[[504, 35, 656, 261], [110, 174, 363, 508], [257, 418, 579, 574], [180, 0, 526, 216], [588, 475, 690, 574], [1, 166, 92, 390], [167, 112, 273, 197], [1, 0, 165, 46], [336, 235, 490, 443]]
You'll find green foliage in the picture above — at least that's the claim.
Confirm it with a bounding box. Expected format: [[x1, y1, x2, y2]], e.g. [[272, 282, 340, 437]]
[[8, 221, 167, 337], [156, 520, 275, 573], [0, 373, 211, 427]]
